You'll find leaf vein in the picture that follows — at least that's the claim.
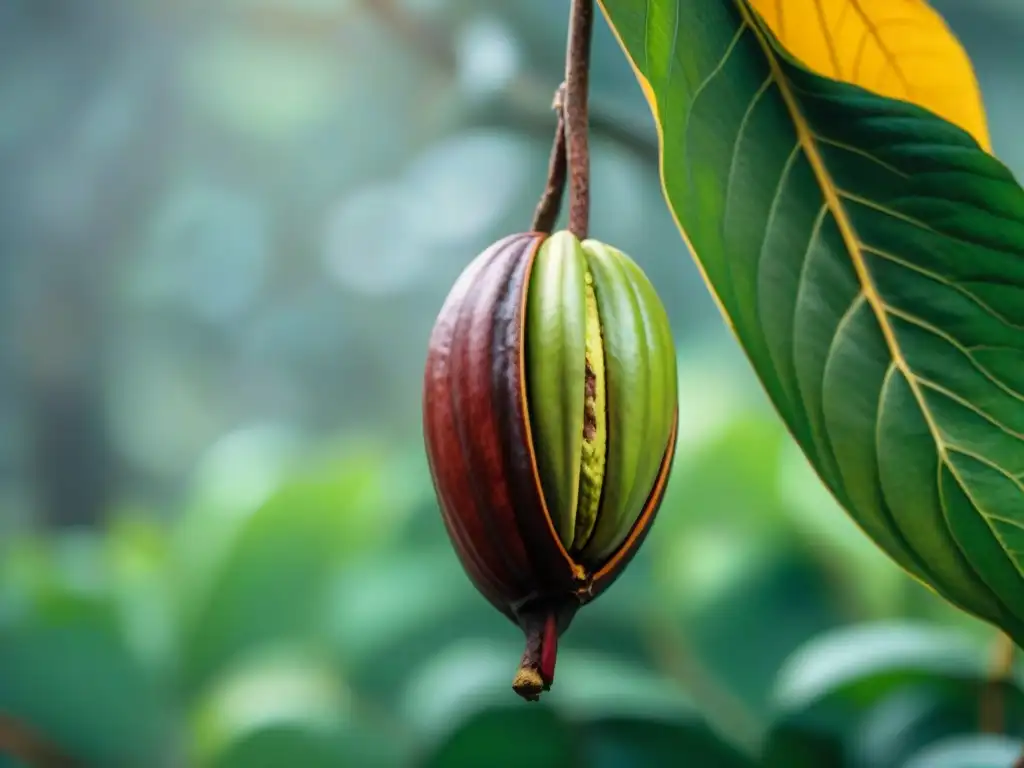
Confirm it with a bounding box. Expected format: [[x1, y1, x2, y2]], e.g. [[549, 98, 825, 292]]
[[839, 191, 1024, 260], [821, 292, 867, 404], [790, 204, 831, 386], [813, 0, 843, 77], [947, 445, 1024, 499], [861, 244, 1024, 331], [913, 374, 1024, 443], [813, 134, 909, 178], [854, 5, 916, 90], [684, 22, 746, 117], [681, 20, 747, 242], [831, 1, 853, 43], [984, 513, 1024, 533], [723, 75, 774, 223], [883, 305, 1024, 403], [642, 0, 653, 78]]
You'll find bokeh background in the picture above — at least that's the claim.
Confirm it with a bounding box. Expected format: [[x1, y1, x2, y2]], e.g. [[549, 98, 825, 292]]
[[1, 1, 1023, 766]]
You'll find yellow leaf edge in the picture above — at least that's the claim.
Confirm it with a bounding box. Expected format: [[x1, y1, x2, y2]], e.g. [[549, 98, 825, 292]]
[[750, 0, 992, 153]]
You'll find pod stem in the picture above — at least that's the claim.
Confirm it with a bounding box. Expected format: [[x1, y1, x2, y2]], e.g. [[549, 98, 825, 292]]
[[564, 0, 594, 241], [530, 84, 568, 234], [531, 0, 593, 238], [512, 610, 560, 702]]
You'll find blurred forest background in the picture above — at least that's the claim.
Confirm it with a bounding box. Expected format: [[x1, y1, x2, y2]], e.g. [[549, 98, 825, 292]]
[[1, 1, 1023, 766]]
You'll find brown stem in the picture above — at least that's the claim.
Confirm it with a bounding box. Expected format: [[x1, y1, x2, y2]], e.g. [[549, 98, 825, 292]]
[[530, 84, 568, 233], [512, 610, 559, 702], [0, 714, 77, 768], [980, 632, 1016, 733], [564, 0, 594, 240]]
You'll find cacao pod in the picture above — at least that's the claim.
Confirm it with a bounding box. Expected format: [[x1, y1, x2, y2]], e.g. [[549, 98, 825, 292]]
[[422, 230, 678, 701]]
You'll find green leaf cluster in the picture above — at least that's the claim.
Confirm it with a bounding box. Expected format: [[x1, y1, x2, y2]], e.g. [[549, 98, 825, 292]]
[[1, 367, 1020, 766]]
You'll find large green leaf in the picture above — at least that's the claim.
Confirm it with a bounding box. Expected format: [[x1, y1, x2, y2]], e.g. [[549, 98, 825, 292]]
[[598, 0, 1024, 642]]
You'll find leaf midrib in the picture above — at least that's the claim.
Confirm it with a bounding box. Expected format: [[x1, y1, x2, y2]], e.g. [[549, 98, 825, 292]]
[[737, 2, 947, 448]]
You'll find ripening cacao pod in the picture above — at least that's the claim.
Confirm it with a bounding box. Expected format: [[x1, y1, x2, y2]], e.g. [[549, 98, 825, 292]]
[[422, 230, 678, 701]]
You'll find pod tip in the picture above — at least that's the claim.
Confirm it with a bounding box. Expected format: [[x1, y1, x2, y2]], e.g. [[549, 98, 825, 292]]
[[512, 610, 559, 702]]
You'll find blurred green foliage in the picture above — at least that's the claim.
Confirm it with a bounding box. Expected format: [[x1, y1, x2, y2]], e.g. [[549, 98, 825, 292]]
[[2, 351, 1023, 766]]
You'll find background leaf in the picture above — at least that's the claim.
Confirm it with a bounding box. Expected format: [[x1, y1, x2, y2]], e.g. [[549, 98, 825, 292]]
[[597, 0, 1024, 644], [749, 0, 991, 149], [762, 622, 1024, 767], [419, 706, 575, 768], [188, 646, 404, 768], [174, 447, 401, 693], [901, 734, 1024, 768], [0, 593, 170, 766], [577, 715, 757, 768]]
